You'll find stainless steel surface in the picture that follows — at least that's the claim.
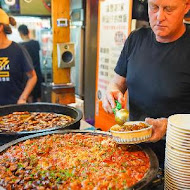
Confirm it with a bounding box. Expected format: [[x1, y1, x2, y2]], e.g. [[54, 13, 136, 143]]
[[70, 25, 84, 97], [57, 43, 75, 68], [70, 0, 85, 98], [70, 0, 83, 10], [70, 0, 99, 119], [84, 0, 98, 120]]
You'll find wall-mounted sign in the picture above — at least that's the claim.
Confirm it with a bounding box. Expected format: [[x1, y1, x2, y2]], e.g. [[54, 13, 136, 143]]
[[95, 0, 132, 131], [1, 0, 20, 14], [20, 0, 51, 16]]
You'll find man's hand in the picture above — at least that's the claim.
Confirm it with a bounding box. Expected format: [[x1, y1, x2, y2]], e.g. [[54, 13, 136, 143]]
[[102, 73, 127, 114], [145, 117, 168, 142], [103, 90, 125, 113]]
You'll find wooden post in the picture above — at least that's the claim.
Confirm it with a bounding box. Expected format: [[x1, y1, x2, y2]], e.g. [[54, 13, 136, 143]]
[[52, 0, 70, 84], [51, 0, 75, 104]]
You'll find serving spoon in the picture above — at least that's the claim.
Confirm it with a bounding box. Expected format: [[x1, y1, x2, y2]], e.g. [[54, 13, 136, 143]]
[[113, 101, 129, 125]]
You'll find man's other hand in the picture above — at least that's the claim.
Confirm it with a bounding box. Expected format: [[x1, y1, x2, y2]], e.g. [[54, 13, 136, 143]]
[[145, 117, 168, 142]]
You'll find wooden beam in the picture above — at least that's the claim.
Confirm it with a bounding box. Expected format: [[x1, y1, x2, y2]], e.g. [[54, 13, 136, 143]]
[[51, 0, 71, 84]]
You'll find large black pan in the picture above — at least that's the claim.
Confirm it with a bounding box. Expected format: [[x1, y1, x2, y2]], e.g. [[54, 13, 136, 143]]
[[0, 103, 82, 145], [0, 130, 159, 190]]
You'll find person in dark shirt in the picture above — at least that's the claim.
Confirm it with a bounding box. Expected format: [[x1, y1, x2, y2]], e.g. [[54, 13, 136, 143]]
[[0, 9, 37, 105], [103, 0, 190, 142], [18, 24, 43, 102]]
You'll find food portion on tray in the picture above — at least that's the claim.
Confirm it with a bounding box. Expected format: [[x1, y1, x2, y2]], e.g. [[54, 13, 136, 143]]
[[0, 133, 150, 189], [0, 111, 74, 132], [110, 121, 152, 144], [111, 122, 149, 132]]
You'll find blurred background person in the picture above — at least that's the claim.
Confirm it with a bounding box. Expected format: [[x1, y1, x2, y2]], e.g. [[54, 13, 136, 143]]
[[0, 8, 37, 106], [18, 24, 43, 102]]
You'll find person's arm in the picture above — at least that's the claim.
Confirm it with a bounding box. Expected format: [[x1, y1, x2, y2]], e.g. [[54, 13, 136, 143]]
[[17, 70, 37, 104], [145, 117, 168, 142], [102, 72, 127, 113]]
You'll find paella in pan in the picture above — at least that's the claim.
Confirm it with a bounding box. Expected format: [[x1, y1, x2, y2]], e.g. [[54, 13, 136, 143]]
[[0, 130, 159, 190]]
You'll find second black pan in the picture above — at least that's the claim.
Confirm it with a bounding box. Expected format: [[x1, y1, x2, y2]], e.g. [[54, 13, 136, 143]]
[[0, 103, 83, 145]]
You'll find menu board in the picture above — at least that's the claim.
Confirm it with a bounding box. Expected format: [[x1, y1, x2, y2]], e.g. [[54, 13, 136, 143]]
[[95, 0, 132, 130]]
